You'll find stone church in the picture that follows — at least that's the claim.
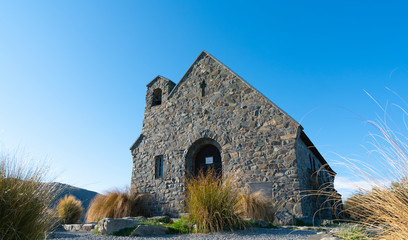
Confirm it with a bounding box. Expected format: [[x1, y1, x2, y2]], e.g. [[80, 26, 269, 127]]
[[130, 51, 341, 224]]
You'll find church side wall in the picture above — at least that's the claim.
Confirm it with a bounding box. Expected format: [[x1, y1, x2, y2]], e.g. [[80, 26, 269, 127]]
[[295, 138, 335, 222], [131, 54, 304, 222]]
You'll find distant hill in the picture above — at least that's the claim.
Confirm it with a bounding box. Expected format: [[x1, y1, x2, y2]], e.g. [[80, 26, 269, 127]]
[[46, 182, 99, 223]]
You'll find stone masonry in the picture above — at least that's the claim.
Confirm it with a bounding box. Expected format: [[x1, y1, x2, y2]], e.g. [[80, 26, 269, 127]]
[[130, 51, 342, 224]]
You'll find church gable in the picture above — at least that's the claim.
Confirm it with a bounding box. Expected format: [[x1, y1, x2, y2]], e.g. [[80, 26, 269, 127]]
[[168, 51, 300, 129]]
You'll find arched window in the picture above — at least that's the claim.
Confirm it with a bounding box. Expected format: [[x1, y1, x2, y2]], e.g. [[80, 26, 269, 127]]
[[152, 88, 162, 106]]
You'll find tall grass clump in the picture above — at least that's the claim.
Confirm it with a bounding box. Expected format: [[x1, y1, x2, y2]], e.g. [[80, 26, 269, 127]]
[[345, 183, 408, 239], [340, 94, 408, 239], [85, 189, 151, 223], [57, 195, 83, 224], [185, 169, 243, 232], [237, 189, 282, 222], [0, 152, 57, 240]]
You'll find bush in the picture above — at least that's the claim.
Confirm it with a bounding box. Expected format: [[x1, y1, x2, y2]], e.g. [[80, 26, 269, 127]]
[[85, 190, 151, 223], [333, 223, 372, 240], [167, 217, 194, 234], [185, 169, 243, 232], [237, 189, 282, 221], [58, 195, 83, 224], [0, 152, 57, 239]]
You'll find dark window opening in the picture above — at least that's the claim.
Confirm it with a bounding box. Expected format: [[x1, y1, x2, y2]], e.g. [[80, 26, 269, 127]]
[[155, 155, 163, 179], [309, 155, 315, 171], [200, 80, 206, 97], [152, 88, 162, 106]]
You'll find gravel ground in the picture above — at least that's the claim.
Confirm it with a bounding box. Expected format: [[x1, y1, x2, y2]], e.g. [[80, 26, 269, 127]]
[[47, 228, 319, 240]]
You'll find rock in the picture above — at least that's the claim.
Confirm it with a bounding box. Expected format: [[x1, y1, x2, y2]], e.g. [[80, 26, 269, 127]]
[[98, 218, 140, 235], [307, 234, 338, 240], [274, 211, 295, 225], [131, 225, 168, 236], [123, 216, 147, 222], [253, 220, 269, 228], [148, 215, 171, 223], [62, 224, 82, 232], [81, 223, 96, 231]]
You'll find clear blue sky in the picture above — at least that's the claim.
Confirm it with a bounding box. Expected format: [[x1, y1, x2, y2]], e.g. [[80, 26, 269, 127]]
[[1, 1, 408, 198]]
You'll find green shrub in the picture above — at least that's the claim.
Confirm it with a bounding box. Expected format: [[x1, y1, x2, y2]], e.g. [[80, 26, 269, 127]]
[[166, 217, 194, 234], [185, 169, 243, 232], [85, 190, 151, 222], [57, 194, 83, 224], [0, 152, 57, 239], [333, 224, 372, 240]]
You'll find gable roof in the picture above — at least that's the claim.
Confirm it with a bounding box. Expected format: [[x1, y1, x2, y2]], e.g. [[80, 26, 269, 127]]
[[146, 75, 176, 88], [168, 50, 302, 128], [300, 131, 336, 175], [130, 134, 144, 151]]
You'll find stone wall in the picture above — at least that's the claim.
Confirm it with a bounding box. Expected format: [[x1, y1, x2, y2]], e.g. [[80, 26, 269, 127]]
[[295, 136, 336, 222], [130, 51, 338, 222]]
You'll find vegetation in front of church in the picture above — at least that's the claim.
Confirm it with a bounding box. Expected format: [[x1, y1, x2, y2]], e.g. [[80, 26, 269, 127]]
[[332, 224, 372, 240], [0, 152, 58, 240], [334, 102, 408, 240], [185, 169, 244, 232], [85, 189, 152, 222], [343, 180, 408, 239], [238, 189, 282, 222], [182, 169, 284, 233], [166, 217, 195, 234], [112, 217, 194, 236], [57, 194, 84, 224]]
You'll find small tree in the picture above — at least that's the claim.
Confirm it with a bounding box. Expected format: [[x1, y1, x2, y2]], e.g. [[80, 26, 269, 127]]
[[58, 195, 83, 224]]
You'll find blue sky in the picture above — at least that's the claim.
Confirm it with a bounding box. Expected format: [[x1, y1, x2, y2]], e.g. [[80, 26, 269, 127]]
[[1, 1, 408, 198]]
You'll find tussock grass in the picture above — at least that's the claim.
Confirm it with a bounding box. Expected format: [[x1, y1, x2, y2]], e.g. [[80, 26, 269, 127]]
[[345, 183, 408, 239], [185, 169, 243, 233], [85, 190, 151, 223], [58, 194, 83, 224], [0, 152, 57, 240], [338, 94, 408, 239], [238, 189, 282, 221]]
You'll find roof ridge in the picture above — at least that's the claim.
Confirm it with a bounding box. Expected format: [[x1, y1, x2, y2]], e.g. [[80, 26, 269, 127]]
[[168, 50, 208, 98], [146, 75, 176, 87]]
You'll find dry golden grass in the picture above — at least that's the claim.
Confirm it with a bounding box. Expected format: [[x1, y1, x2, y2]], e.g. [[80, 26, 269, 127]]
[[58, 194, 84, 224], [0, 152, 57, 240], [337, 95, 408, 239], [345, 182, 408, 239], [185, 169, 244, 232], [85, 190, 151, 223], [237, 189, 282, 221]]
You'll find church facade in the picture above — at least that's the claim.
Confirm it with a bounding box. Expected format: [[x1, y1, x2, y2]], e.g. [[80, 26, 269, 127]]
[[130, 51, 341, 224]]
